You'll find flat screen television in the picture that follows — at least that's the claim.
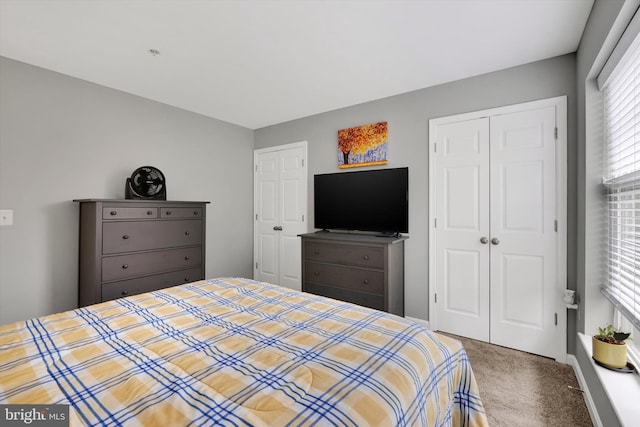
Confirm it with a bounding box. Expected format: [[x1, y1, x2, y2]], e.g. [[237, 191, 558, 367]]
[[314, 167, 408, 235]]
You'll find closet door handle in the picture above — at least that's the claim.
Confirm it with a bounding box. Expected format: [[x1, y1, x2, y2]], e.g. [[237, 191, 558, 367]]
[[491, 238, 500, 245], [480, 237, 489, 244], [273, 226, 283, 231]]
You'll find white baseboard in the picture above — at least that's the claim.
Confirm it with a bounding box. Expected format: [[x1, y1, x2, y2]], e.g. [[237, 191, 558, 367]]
[[568, 354, 602, 427], [405, 316, 430, 330]]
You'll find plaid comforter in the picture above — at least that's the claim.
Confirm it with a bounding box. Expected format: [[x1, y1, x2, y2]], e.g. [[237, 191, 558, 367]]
[[0, 277, 487, 426]]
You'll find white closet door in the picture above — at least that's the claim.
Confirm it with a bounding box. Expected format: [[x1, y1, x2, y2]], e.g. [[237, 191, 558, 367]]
[[277, 146, 307, 290], [431, 101, 561, 359], [255, 150, 280, 285], [434, 117, 491, 341], [254, 143, 307, 290], [489, 106, 557, 358]]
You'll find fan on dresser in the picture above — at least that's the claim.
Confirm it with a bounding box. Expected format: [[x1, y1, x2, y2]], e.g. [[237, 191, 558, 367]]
[[125, 166, 167, 200]]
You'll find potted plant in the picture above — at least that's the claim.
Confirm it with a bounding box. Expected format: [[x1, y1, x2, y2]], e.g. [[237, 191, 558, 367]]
[[592, 324, 631, 369]]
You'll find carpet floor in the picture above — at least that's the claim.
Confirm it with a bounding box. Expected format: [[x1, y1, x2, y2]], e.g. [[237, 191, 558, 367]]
[[441, 333, 593, 426]]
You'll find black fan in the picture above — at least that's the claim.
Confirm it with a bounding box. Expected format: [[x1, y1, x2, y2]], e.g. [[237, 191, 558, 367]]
[[125, 166, 166, 200]]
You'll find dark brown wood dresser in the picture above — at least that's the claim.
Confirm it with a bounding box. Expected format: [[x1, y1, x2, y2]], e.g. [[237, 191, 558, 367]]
[[300, 231, 407, 316], [74, 199, 209, 307]]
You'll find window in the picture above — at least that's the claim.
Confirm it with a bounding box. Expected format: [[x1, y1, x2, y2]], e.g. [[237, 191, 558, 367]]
[[601, 30, 640, 332]]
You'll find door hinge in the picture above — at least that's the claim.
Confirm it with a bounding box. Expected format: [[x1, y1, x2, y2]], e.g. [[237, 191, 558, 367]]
[[434, 143, 437, 153], [554, 127, 558, 139], [434, 218, 437, 228], [554, 220, 558, 232], [302, 214, 305, 222], [256, 262, 258, 269], [255, 213, 258, 221], [435, 293, 438, 303], [302, 159, 305, 167], [555, 313, 558, 325], [255, 164, 258, 172]]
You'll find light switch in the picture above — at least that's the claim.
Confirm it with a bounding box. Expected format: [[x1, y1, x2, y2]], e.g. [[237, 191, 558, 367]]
[[0, 210, 13, 226]]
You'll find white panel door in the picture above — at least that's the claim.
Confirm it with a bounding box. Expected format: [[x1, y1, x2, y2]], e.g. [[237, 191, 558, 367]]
[[254, 143, 307, 290], [434, 118, 491, 341], [489, 106, 557, 358], [255, 150, 279, 284], [431, 100, 562, 359], [278, 146, 307, 290]]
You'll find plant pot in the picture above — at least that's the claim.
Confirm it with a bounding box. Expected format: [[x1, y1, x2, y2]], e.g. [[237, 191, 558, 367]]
[[592, 336, 627, 369]]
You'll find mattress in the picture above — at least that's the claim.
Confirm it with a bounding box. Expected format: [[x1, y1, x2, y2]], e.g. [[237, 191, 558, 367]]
[[0, 277, 487, 426]]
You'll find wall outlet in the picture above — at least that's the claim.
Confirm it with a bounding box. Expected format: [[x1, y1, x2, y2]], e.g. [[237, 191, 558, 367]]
[[0, 210, 13, 226]]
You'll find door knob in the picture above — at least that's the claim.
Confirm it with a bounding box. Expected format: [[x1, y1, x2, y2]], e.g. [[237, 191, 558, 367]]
[[480, 237, 489, 244], [273, 226, 283, 231], [491, 238, 500, 245]]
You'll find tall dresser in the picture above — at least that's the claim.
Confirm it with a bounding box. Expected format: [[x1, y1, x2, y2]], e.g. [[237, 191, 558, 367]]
[[75, 199, 208, 307], [300, 231, 407, 316]]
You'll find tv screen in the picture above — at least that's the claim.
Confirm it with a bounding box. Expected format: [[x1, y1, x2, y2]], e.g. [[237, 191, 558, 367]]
[[314, 167, 408, 234]]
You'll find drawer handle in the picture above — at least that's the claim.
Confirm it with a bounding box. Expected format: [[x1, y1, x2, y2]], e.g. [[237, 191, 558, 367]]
[[185, 231, 191, 236], [314, 250, 320, 255], [193, 211, 199, 216], [184, 278, 190, 282], [166, 210, 172, 215], [184, 256, 190, 260], [122, 235, 130, 240], [147, 210, 153, 215], [110, 211, 117, 216], [122, 264, 128, 269], [314, 271, 319, 276], [363, 255, 369, 260], [363, 279, 369, 285], [121, 290, 129, 296]]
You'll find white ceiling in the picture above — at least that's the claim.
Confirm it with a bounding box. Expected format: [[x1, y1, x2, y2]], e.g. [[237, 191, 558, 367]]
[[0, 0, 594, 129]]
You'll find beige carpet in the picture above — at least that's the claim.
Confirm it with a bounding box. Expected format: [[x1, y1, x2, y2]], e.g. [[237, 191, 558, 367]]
[[441, 333, 593, 427]]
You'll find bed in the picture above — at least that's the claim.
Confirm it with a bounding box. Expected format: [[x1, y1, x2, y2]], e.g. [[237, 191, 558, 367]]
[[0, 277, 488, 426]]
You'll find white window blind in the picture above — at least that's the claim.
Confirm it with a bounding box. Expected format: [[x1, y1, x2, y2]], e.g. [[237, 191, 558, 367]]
[[602, 29, 640, 330]]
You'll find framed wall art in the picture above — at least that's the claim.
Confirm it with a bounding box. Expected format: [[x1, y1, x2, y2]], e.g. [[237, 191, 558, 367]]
[[337, 121, 388, 168]]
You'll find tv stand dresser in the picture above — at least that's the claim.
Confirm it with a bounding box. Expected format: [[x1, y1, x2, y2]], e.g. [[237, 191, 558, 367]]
[[74, 199, 208, 307], [300, 231, 407, 316]]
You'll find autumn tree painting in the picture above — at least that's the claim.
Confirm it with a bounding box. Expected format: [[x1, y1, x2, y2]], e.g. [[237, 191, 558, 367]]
[[338, 121, 388, 168]]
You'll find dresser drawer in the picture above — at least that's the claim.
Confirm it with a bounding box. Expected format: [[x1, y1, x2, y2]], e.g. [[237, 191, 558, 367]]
[[304, 261, 384, 295], [103, 220, 202, 254], [304, 241, 384, 269], [303, 282, 384, 311], [103, 207, 158, 219], [102, 247, 202, 281], [101, 267, 202, 301], [161, 207, 203, 219]]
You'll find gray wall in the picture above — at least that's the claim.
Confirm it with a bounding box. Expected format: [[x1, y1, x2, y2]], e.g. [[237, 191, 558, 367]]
[[255, 54, 577, 335], [0, 57, 255, 325], [577, 0, 625, 336], [576, 1, 626, 426]]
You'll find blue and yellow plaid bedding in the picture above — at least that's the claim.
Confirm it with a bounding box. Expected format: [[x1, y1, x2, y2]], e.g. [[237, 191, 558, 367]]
[[0, 277, 487, 426]]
